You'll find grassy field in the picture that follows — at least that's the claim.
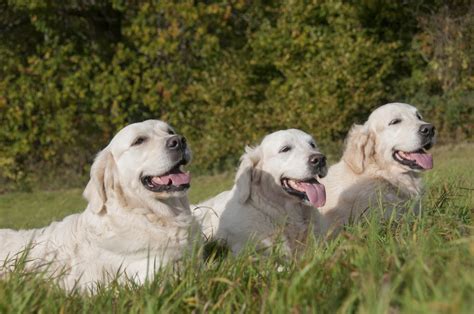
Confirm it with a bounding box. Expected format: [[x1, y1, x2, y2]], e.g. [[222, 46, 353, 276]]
[[0, 144, 473, 313]]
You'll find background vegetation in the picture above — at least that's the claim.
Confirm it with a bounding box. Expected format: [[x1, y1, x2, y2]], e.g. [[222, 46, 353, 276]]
[[0, 2, 472, 311], [0, 0, 472, 191]]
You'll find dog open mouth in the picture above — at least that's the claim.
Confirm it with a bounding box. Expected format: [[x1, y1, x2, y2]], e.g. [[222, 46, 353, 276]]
[[281, 177, 326, 208], [393, 148, 433, 170], [141, 163, 191, 193]]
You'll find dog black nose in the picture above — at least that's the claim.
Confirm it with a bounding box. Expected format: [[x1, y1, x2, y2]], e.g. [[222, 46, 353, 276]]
[[419, 124, 435, 137], [166, 135, 186, 150], [309, 153, 326, 168]]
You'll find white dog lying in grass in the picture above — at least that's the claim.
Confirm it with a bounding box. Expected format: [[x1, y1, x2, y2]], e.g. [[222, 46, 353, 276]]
[[194, 129, 327, 255], [0, 120, 198, 291], [320, 103, 436, 234]]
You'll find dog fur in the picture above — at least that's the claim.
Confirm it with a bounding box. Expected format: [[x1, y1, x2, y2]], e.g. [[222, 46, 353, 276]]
[[319, 103, 436, 234], [0, 120, 198, 291], [193, 129, 328, 255]]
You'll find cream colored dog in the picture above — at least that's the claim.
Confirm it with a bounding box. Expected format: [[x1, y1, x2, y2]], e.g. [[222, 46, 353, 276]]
[[320, 103, 436, 233], [194, 129, 327, 255], [0, 120, 197, 291]]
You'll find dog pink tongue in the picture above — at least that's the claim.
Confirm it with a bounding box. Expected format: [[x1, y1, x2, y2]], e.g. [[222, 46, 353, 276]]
[[300, 182, 326, 208], [407, 152, 433, 169], [169, 172, 191, 185], [152, 172, 191, 186]]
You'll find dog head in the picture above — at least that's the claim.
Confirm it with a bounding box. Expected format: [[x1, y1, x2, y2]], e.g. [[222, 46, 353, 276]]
[[235, 129, 327, 208], [83, 120, 192, 214], [343, 102, 435, 174]]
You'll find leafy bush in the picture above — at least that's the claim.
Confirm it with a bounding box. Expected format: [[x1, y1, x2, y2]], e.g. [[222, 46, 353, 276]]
[[0, 0, 472, 189], [396, 2, 473, 141]]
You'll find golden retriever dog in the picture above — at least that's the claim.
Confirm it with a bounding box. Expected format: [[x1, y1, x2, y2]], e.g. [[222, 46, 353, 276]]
[[194, 129, 327, 255], [319, 103, 436, 233], [0, 120, 197, 291]]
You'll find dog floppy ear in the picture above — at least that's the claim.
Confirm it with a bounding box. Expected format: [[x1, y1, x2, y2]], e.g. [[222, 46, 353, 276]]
[[342, 124, 375, 174], [234, 145, 262, 203], [83, 148, 120, 214]]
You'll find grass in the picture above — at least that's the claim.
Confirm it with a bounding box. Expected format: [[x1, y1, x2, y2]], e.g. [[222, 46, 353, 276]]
[[0, 144, 473, 313]]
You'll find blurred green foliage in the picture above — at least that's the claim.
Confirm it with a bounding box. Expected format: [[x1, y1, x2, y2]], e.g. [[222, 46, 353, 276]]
[[0, 0, 472, 189]]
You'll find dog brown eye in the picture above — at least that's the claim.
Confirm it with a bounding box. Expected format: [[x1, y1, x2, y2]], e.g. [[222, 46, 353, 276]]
[[167, 129, 175, 135], [309, 142, 316, 149], [132, 137, 147, 146], [389, 119, 401, 126], [416, 112, 422, 120], [279, 146, 291, 153]]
